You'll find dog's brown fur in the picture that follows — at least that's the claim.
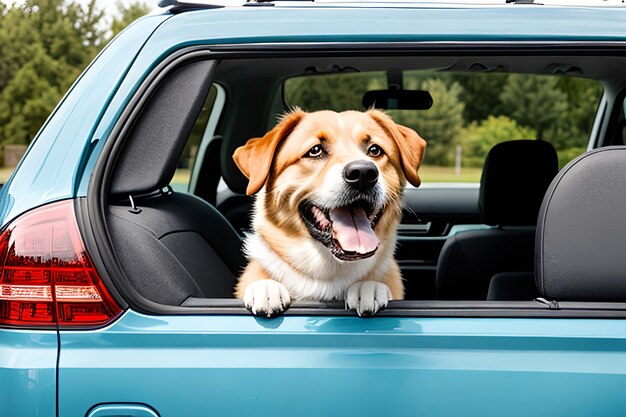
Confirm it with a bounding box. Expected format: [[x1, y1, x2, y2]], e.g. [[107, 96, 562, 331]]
[[233, 109, 426, 316]]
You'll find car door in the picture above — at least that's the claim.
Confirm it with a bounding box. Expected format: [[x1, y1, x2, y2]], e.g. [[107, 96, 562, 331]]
[[56, 11, 626, 416], [0, 328, 57, 417], [57, 310, 626, 417]]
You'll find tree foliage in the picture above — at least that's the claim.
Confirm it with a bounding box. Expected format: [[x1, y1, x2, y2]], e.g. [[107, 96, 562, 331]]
[[389, 79, 465, 166], [452, 72, 510, 124], [283, 68, 603, 169], [0, 0, 148, 146], [499, 74, 569, 140], [284, 71, 378, 112], [460, 116, 537, 168], [111, 1, 151, 37], [0, 3, 606, 171]]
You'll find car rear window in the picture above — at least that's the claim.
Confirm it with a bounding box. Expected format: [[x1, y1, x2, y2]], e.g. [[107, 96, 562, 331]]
[[284, 71, 603, 183]]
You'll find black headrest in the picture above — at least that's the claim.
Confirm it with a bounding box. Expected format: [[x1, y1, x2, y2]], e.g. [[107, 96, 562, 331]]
[[194, 136, 222, 206], [110, 60, 216, 196], [536, 146, 626, 302], [222, 138, 248, 195], [479, 140, 558, 226]]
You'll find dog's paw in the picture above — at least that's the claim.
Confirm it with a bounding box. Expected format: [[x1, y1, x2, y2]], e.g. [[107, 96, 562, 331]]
[[243, 280, 291, 318], [346, 281, 391, 317]]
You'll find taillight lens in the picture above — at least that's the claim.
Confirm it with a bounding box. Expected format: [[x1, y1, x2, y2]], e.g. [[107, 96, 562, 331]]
[[0, 200, 122, 328]]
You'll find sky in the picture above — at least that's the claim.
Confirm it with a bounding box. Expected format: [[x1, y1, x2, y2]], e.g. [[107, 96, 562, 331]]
[[98, 0, 157, 17], [4, 0, 626, 14], [0, 0, 157, 17]]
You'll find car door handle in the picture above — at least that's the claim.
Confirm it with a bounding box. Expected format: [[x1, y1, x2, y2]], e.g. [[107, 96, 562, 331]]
[[86, 403, 160, 417]]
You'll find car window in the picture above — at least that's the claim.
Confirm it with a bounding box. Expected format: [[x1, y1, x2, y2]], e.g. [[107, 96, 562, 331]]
[[91, 48, 626, 319], [284, 71, 603, 183], [171, 84, 221, 192]]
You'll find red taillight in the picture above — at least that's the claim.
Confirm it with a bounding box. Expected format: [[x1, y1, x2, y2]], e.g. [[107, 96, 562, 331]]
[[0, 200, 122, 328]]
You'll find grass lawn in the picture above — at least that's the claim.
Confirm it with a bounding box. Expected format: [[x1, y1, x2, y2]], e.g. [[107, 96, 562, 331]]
[[0, 164, 479, 190], [171, 169, 191, 191], [0, 167, 15, 183], [416, 165, 482, 183], [0, 164, 477, 190], [172, 169, 191, 185], [171, 165, 481, 191]]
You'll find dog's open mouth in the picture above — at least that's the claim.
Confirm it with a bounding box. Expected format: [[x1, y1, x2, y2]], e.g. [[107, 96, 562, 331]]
[[298, 200, 382, 261]]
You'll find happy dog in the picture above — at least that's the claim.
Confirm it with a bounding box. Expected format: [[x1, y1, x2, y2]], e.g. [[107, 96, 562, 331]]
[[233, 109, 426, 317]]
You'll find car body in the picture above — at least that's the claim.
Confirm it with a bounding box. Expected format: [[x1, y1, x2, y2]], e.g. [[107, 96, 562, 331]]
[[3, 2, 626, 417]]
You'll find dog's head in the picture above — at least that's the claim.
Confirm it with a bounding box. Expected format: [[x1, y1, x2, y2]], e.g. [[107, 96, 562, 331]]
[[233, 109, 426, 261]]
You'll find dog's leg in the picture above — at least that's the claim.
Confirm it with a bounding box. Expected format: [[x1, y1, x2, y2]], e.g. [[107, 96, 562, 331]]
[[235, 261, 291, 318], [385, 262, 405, 300], [346, 262, 404, 317]]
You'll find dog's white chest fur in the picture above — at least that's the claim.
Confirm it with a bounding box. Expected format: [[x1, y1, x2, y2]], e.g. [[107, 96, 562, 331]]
[[244, 233, 388, 301]]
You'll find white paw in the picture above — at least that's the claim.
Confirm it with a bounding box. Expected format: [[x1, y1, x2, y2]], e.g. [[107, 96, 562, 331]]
[[243, 280, 291, 318], [346, 281, 391, 317]]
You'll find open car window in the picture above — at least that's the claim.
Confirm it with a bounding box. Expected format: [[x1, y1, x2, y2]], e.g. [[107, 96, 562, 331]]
[[93, 49, 626, 318]]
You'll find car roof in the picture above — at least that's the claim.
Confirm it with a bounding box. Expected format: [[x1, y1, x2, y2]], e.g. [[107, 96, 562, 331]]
[[159, 0, 626, 10], [150, 5, 626, 45]]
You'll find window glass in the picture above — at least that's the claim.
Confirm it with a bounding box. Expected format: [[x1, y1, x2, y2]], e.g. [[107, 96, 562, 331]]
[[284, 71, 603, 182], [171, 84, 219, 191]]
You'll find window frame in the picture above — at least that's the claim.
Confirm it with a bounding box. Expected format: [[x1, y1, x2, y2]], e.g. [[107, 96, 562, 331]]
[[86, 43, 626, 319]]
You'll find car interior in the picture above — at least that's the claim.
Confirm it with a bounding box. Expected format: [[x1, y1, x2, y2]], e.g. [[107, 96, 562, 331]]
[[94, 49, 626, 314]]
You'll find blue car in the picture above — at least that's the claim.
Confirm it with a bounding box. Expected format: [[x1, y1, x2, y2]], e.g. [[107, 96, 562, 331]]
[[4, 1, 626, 416]]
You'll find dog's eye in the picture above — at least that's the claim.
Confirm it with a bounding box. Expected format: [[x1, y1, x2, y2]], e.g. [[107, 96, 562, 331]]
[[367, 144, 384, 158], [305, 145, 325, 158]]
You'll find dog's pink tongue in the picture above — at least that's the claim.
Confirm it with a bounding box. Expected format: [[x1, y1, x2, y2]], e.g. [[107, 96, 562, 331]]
[[329, 206, 379, 255]]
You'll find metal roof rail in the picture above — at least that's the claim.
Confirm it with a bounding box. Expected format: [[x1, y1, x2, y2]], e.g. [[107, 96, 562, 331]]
[[246, 0, 313, 3], [157, 0, 626, 8], [158, 0, 224, 11]]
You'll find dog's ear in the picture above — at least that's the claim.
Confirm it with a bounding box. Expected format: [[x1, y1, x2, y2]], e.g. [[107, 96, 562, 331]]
[[367, 110, 427, 187], [233, 109, 306, 195]]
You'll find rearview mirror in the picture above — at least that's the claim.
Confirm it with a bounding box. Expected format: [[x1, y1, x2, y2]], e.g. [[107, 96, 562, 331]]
[[362, 89, 433, 110]]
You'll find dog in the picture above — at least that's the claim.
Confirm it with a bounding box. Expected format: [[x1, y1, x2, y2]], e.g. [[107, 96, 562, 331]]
[[233, 109, 426, 317]]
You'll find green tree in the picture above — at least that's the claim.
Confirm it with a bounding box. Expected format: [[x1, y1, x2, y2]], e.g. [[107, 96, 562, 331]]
[[389, 78, 465, 166], [0, 0, 149, 147], [550, 77, 603, 150], [451, 72, 510, 124], [459, 115, 536, 167], [285, 71, 381, 112], [111, 1, 151, 37], [500, 74, 568, 140], [0, 46, 71, 144], [0, 0, 91, 145]]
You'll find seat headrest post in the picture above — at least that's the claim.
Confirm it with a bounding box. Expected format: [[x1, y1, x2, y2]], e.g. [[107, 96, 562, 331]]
[[128, 195, 142, 215]]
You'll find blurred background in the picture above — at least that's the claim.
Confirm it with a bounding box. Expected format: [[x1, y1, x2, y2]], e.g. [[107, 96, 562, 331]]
[[0, 1, 606, 185], [0, 0, 152, 181]]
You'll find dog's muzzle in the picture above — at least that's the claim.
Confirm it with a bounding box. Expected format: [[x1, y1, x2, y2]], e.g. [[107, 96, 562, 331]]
[[297, 160, 385, 261], [300, 163, 386, 261], [343, 160, 378, 193], [298, 199, 382, 261]]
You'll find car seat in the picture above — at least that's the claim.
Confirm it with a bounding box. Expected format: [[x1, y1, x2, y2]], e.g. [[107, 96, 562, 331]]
[[105, 60, 244, 305], [436, 140, 558, 300], [536, 146, 626, 302]]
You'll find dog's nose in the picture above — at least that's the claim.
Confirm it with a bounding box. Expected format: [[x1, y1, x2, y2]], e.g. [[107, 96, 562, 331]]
[[343, 160, 379, 192]]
